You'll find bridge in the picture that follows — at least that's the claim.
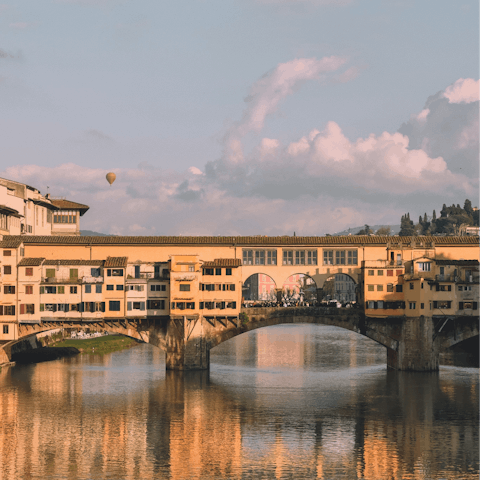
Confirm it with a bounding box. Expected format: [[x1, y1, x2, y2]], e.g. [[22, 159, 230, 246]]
[[1, 307, 478, 372]]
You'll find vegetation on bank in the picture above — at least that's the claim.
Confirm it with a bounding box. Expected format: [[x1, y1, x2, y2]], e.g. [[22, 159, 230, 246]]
[[53, 335, 141, 354]]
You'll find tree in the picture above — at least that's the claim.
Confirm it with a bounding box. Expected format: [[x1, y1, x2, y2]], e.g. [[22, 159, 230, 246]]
[[464, 199, 473, 216], [432, 210, 436, 222], [399, 213, 415, 236], [376, 226, 391, 236], [356, 224, 372, 235]]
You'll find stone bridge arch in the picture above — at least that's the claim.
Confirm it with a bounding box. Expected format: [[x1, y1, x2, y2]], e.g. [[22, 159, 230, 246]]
[[0, 319, 169, 364], [280, 273, 318, 303]]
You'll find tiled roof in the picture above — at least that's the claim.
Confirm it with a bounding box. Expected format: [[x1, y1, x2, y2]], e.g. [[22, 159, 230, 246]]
[[50, 199, 89, 215], [202, 258, 242, 268], [18, 257, 45, 266], [43, 259, 104, 266], [104, 256, 127, 267], [12, 235, 480, 246], [435, 260, 479, 266], [0, 237, 23, 248]]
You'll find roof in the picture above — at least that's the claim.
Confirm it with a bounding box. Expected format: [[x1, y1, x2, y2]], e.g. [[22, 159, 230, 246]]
[[50, 199, 89, 216], [11, 235, 480, 246], [0, 237, 23, 248], [0, 205, 22, 218], [202, 258, 242, 268], [18, 257, 45, 266], [104, 256, 127, 267], [435, 260, 479, 267], [43, 259, 104, 266]]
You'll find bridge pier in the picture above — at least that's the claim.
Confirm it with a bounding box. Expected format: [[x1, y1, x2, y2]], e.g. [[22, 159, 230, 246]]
[[387, 316, 439, 372], [165, 317, 209, 370]]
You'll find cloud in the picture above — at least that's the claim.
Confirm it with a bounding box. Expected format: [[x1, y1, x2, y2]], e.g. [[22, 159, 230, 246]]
[[442, 78, 479, 104], [0, 72, 477, 236], [398, 78, 479, 178], [0, 49, 14, 59], [224, 56, 349, 163], [9, 22, 32, 29]]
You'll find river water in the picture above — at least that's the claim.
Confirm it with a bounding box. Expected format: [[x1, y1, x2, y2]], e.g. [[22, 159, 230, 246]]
[[0, 325, 478, 480]]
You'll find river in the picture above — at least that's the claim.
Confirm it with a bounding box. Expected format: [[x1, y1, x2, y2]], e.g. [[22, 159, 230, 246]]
[[0, 324, 478, 479]]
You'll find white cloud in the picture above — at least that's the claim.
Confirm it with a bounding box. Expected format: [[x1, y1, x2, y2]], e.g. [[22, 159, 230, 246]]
[[442, 78, 479, 104]]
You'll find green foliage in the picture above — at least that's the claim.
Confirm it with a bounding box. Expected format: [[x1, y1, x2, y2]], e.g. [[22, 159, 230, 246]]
[[239, 312, 249, 325], [356, 224, 372, 235], [399, 199, 478, 236]]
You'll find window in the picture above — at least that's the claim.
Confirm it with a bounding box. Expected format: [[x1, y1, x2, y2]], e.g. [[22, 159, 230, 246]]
[[323, 250, 334, 265], [109, 301, 121, 311], [3, 286, 15, 294], [396, 270, 403, 276], [243, 250, 253, 265], [226, 268, 232, 276], [25, 267, 33, 276], [186, 302, 195, 309], [45, 286, 56, 294], [396, 285, 403, 292], [396, 254, 402, 265], [387, 284, 394, 292], [188, 265, 195, 272], [147, 300, 165, 310], [377, 285, 383, 291], [295, 250, 305, 265], [128, 302, 145, 311], [421, 282, 424, 289], [150, 284, 166, 292], [106, 285, 114, 291], [417, 262, 431, 272], [436, 285, 452, 292], [203, 268, 214, 275], [3, 266, 11, 275], [347, 250, 357, 265], [335, 250, 346, 265], [367, 301, 375, 309], [377, 301, 384, 309], [243, 249, 277, 266], [255, 250, 265, 265], [91, 268, 101, 277], [70, 286, 78, 294], [226, 301, 237, 309], [215, 268, 222, 275], [266, 250, 277, 265], [409, 302, 416, 309], [409, 283, 414, 290], [116, 285, 124, 291], [433, 301, 452, 309], [367, 285, 374, 291], [46, 268, 55, 278], [368, 270, 374, 276], [420, 303, 424, 309], [283, 250, 293, 265], [179, 284, 190, 292], [3, 250, 11, 256], [107, 269, 123, 277], [85, 284, 91, 293], [377, 270, 384, 276], [387, 270, 393, 276], [20, 304, 35, 314], [26, 285, 33, 295], [3, 325, 8, 334], [69, 269, 78, 280], [134, 265, 140, 278], [96, 285, 102, 294]]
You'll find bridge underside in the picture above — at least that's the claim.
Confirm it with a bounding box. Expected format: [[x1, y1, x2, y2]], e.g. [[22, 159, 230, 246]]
[[1, 309, 475, 372]]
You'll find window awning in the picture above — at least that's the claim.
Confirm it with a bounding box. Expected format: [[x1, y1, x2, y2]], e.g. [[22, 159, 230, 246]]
[[0, 205, 22, 218]]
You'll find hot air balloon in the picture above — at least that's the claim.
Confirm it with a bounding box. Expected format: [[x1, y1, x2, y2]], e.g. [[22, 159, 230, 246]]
[[106, 172, 116, 186]]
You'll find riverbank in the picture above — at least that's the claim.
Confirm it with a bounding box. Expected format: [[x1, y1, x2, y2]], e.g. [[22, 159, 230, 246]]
[[11, 335, 141, 365]]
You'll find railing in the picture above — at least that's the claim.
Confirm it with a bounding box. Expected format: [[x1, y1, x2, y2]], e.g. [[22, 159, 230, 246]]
[[126, 273, 154, 280], [435, 274, 455, 282], [42, 276, 104, 284]]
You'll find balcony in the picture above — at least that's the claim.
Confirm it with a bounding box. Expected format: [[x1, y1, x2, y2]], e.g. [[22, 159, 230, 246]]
[[42, 276, 104, 284], [127, 272, 154, 280]]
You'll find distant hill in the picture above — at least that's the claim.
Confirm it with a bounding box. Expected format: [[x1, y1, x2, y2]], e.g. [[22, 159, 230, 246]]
[[80, 230, 115, 237], [333, 225, 401, 236]]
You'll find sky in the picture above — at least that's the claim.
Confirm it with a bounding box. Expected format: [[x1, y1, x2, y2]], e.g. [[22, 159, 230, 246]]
[[0, 0, 478, 236]]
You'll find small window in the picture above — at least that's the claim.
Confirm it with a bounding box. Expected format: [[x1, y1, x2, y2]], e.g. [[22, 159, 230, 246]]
[[387, 270, 393, 276], [96, 285, 102, 293], [409, 283, 414, 290], [396, 270, 402, 276], [188, 265, 195, 272], [368, 270, 374, 276], [387, 284, 394, 292], [70, 286, 77, 294], [396, 285, 403, 292], [3, 285, 15, 294], [25, 267, 33, 276], [179, 284, 190, 292], [203, 268, 214, 275], [106, 285, 114, 291], [109, 301, 121, 311], [377, 301, 384, 309], [226, 268, 232, 276], [377, 270, 384, 276], [3, 250, 11, 256], [377, 285, 383, 291], [85, 284, 92, 294], [4, 266, 11, 275], [367, 285, 374, 291], [46, 268, 55, 278], [3, 325, 8, 334], [417, 262, 431, 272], [116, 285, 124, 291], [420, 303, 424, 309], [409, 302, 416, 309], [215, 268, 222, 276], [25, 285, 33, 295]]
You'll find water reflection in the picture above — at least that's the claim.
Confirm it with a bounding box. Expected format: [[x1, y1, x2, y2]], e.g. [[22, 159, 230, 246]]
[[0, 325, 477, 479]]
